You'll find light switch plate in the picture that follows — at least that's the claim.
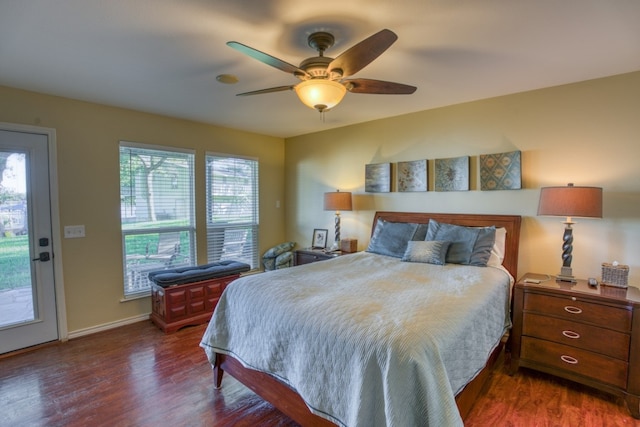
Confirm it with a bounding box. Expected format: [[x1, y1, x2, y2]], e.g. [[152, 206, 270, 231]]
[[64, 225, 85, 238]]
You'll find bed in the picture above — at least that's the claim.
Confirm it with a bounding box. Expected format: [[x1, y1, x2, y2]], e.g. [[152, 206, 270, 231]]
[[201, 211, 521, 426]]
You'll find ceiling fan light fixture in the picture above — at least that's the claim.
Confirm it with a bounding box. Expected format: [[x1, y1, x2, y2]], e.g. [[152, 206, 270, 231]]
[[294, 79, 347, 112]]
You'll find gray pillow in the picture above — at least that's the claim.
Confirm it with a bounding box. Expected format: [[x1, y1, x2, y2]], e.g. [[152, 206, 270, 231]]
[[413, 223, 429, 241], [426, 219, 496, 266], [366, 219, 420, 258], [402, 240, 451, 265]]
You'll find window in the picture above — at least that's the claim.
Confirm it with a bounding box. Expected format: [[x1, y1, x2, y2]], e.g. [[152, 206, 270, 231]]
[[120, 143, 195, 297], [206, 154, 259, 269]]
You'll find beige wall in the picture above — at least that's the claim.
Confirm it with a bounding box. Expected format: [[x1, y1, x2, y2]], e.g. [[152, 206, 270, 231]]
[[2, 71, 639, 336], [285, 71, 640, 284], [0, 85, 285, 334]]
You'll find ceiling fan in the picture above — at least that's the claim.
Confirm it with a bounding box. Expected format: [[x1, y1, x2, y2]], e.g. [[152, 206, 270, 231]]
[[227, 29, 417, 113]]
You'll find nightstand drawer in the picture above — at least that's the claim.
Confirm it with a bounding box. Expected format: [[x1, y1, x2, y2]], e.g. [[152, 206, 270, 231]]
[[524, 293, 632, 331], [294, 249, 341, 266], [523, 312, 630, 360], [296, 252, 328, 265], [521, 336, 628, 389]]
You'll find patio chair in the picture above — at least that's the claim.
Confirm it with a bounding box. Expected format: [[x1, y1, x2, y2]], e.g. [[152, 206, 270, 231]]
[[145, 232, 181, 266]]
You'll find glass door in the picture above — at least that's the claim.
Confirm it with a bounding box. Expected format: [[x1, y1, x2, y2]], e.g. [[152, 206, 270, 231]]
[[0, 129, 58, 354]]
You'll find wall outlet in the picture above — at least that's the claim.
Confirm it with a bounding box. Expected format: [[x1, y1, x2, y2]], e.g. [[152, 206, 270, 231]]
[[64, 225, 85, 238]]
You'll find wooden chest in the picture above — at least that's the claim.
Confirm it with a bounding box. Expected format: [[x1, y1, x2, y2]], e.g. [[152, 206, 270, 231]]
[[150, 274, 239, 333]]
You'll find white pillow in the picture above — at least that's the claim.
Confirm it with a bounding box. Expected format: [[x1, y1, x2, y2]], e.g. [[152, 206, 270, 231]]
[[487, 227, 507, 267]]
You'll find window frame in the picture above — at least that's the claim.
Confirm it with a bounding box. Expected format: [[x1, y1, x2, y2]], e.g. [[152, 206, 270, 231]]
[[119, 141, 196, 299]]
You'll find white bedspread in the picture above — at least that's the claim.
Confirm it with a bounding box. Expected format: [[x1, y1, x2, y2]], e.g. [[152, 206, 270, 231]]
[[200, 251, 512, 427]]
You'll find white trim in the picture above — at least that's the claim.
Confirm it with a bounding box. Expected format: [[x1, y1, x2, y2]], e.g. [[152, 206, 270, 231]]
[[120, 140, 195, 155], [120, 291, 151, 302], [0, 122, 67, 342], [67, 313, 150, 340], [206, 150, 258, 162]]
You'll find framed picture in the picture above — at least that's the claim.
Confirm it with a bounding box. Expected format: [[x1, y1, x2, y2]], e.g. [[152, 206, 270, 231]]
[[434, 155, 469, 191], [398, 159, 427, 192], [312, 228, 328, 249], [480, 150, 522, 190], [365, 163, 391, 192]]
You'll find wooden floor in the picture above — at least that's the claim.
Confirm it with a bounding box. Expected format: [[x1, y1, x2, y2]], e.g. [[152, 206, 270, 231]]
[[1, 321, 639, 427]]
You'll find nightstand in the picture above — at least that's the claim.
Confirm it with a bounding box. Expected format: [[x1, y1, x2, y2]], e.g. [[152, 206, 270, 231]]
[[510, 273, 640, 418], [294, 248, 344, 266]]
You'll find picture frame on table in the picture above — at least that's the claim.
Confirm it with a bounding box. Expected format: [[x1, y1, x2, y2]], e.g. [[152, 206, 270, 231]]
[[312, 229, 328, 249]]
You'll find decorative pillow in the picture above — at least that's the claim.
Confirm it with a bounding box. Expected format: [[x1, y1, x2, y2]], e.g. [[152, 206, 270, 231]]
[[487, 227, 507, 267], [413, 223, 429, 241], [263, 242, 295, 271], [402, 240, 451, 265], [263, 241, 295, 259], [426, 220, 496, 266], [274, 251, 293, 269], [366, 219, 419, 258]]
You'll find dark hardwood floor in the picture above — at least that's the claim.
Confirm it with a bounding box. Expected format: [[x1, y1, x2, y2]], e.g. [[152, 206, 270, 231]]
[[1, 320, 638, 427]]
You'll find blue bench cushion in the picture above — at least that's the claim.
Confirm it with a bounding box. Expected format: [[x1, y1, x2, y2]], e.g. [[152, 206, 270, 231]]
[[148, 260, 251, 287]]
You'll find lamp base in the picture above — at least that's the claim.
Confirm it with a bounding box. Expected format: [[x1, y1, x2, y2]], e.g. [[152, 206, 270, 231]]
[[555, 274, 576, 283], [555, 266, 576, 283]]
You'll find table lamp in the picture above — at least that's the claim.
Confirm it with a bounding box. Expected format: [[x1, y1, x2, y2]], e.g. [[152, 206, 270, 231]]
[[537, 183, 603, 282], [324, 190, 352, 251]]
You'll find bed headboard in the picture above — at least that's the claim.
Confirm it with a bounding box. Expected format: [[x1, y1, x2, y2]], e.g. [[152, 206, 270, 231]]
[[371, 211, 522, 280]]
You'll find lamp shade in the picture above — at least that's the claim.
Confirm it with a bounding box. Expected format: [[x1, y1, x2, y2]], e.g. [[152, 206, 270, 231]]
[[324, 191, 352, 211], [294, 80, 347, 112], [537, 183, 603, 218]]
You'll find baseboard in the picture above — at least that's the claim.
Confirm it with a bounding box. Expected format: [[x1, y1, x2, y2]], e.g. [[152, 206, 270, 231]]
[[67, 313, 151, 340]]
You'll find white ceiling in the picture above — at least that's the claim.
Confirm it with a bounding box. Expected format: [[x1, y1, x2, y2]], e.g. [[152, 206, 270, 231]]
[[1, 0, 639, 138]]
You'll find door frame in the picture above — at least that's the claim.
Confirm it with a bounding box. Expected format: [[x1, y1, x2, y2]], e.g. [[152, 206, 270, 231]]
[[0, 121, 67, 343]]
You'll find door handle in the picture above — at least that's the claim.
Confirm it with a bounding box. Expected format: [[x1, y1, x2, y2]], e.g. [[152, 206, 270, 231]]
[[32, 252, 51, 262]]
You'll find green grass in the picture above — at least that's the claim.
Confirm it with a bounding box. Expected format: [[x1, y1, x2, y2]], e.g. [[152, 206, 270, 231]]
[[0, 235, 30, 291], [0, 225, 190, 291]]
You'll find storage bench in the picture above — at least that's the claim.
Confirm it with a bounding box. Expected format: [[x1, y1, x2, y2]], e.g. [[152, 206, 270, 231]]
[[148, 261, 250, 333]]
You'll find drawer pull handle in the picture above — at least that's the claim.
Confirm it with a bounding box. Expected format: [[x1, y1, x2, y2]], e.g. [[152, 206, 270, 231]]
[[562, 330, 580, 339], [560, 355, 579, 365], [564, 305, 583, 314]]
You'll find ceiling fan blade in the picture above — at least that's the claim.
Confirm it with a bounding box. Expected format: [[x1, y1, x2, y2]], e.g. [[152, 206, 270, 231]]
[[345, 78, 417, 94], [227, 41, 309, 77], [236, 85, 294, 96], [328, 29, 398, 78]]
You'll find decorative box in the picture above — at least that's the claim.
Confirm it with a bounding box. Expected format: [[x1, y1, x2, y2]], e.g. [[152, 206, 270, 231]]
[[601, 262, 629, 288], [340, 238, 357, 253]]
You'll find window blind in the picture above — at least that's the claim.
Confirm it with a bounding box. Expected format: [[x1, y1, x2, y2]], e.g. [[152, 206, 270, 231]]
[[120, 143, 195, 297], [206, 154, 259, 269]]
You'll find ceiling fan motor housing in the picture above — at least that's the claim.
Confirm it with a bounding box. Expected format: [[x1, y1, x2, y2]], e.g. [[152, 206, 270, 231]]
[[298, 56, 333, 79]]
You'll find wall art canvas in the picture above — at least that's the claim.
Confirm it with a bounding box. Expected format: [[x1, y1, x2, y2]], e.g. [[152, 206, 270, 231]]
[[480, 150, 522, 190], [434, 156, 469, 191], [397, 159, 427, 192], [365, 163, 391, 193]]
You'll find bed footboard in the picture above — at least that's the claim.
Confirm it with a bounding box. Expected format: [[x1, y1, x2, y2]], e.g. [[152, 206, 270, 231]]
[[213, 353, 224, 389], [213, 341, 504, 425], [214, 352, 336, 426]]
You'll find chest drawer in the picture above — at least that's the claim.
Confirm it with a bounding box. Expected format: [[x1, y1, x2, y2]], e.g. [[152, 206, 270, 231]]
[[524, 293, 632, 331], [521, 336, 628, 389], [523, 312, 630, 360]]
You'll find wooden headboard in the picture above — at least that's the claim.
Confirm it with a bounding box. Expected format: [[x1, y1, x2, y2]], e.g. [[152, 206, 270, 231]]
[[371, 211, 522, 280]]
